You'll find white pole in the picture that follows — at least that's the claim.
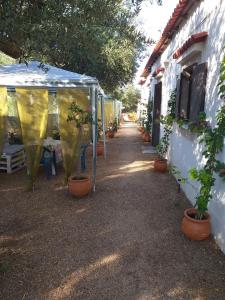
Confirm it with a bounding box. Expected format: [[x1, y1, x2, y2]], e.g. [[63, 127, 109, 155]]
[[91, 85, 97, 192], [101, 95, 106, 159]]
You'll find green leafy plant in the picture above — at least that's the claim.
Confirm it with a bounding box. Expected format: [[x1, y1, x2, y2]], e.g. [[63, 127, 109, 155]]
[[144, 100, 153, 133], [188, 52, 225, 219], [176, 112, 210, 134], [112, 118, 118, 132], [156, 89, 176, 159], [97, 119, 103, 139], [67, 102, 92, 128]]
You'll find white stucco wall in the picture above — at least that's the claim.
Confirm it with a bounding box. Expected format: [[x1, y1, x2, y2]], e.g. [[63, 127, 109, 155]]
[[149, 0, 225, 252]]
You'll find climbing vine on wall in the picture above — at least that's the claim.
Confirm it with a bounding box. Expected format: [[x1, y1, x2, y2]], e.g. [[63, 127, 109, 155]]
[[188, 52, 225, 219], [144, 98, 153, 133], [157, 89, 176, 159]]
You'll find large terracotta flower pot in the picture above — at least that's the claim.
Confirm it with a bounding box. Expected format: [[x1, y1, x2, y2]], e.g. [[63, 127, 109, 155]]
[[68, 176, 92, 198], [106, 131, 114, 138], [96, 141, 104, 156], [143, 132, 151, 142], [140, 127, 145, 134], [181, 208, 211, 240], [154, 159, 167, 172]]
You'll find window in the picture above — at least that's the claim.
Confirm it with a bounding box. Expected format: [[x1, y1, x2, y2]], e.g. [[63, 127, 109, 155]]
[[176, 62, 207, 121]]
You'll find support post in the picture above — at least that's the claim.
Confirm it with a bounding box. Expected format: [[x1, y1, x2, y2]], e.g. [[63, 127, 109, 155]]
[[100, 95, 106, 159], [91, 85, 97, 192]]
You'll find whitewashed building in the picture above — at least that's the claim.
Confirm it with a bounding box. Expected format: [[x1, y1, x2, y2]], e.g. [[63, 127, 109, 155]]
[[140, 0, 225, 252]]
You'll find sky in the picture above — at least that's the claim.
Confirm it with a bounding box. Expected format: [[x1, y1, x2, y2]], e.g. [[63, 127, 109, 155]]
[[134, 0, 178, 84]]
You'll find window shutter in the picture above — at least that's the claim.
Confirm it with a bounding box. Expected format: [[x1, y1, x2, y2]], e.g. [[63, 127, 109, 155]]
[[189, 62, 207, 121], [179, 73, 190, 119], [175, 79, 181, 117]]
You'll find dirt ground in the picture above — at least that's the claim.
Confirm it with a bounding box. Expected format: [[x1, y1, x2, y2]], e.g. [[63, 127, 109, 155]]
[[1, 123, 225, 300]]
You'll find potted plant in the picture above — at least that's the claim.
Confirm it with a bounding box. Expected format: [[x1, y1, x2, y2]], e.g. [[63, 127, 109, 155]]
[[143, 120, 151, 142], [67, 102, 93, 198], [106, 122, 114, 138], [154, 90, 176, 172], [154, 137, 168, 172], [181, 168, 213, 240], [112, 118, 118, 132], [96, 119, 104, 156]]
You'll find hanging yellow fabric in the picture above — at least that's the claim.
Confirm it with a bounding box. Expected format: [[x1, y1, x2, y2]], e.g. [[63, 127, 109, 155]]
[[98, 102, 101, 120], [57, 88, 90, 182], [16, 88, 49, 190], [0, 87, 8, 157], [104, 100, 114, 128]]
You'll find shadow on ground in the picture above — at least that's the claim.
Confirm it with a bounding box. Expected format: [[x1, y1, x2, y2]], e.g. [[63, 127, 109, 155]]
[[1, 123, 225, 300]]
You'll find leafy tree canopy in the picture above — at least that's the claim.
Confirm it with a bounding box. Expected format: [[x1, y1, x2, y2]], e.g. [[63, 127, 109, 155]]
[[0, 0, 155, 92], [113, 84, 141, 112]]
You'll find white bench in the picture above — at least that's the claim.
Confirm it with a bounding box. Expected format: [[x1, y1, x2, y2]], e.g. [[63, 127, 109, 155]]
[[0, 144, 25, 173]]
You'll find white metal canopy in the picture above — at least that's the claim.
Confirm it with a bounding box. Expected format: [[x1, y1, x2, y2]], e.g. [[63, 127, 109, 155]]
[[0, 61, 98, 88], [0, 61, 104, 192]]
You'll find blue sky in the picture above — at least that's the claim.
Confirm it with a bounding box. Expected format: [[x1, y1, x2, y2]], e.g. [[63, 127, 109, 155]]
[[135, 0, 178, 83]]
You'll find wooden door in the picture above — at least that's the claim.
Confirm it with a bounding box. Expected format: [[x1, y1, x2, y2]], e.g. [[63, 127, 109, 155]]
[[152, 82, 162, 146]]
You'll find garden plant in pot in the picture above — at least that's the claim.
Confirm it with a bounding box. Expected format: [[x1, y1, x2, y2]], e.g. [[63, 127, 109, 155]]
[[154, 90, 176, 172], [181, 105, 225, 240], [143, 100, 153, 142], [96, 119, 104, 156], [67, 102, 93, 198], [106, 122, 114, 138], [143, 120, 151, 142], [181, 53, 225, 240], [154, 138, 168, 172]]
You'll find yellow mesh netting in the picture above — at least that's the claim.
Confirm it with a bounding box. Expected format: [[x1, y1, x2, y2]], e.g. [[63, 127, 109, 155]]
[[98, 102, 101, 120], [104, 100, 114, 128], [0, 87, 7, 156], [57, 88, 90, 182], [16, 88, 49, 190]]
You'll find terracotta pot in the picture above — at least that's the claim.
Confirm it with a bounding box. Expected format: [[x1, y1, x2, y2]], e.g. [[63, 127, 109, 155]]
[[181, 208, 211, 240], [68, 176, 92, 198], [140, 127, 145, 134], [143, 132, 151, 142], [96, 141, 104, 156], [154, 159, 167, 172], [106, 131, 114, 138]]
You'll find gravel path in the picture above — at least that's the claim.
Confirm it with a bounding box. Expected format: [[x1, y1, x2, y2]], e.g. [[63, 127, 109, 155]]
[[1, 123, 225, 300]]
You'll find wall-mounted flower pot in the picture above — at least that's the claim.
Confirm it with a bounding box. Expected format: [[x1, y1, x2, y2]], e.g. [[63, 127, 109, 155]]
[[68, 175, 92, 198], [143, 132, 151, 142], [181, 208, 211, 240], [154, 159, 167, 172]]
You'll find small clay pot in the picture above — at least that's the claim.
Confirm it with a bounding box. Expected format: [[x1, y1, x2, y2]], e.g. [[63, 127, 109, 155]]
[[106, 131, 114, 138], [140, 127, 145, 134], [68, 176, 92, 198], [96, 141, 104, 156], [154, 159, 167, 172], [143, 132, 151, 142], [181, 208, 211, 240]]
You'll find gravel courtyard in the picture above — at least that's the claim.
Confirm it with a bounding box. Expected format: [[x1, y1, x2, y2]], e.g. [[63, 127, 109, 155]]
[[1, 123, 225, 300]]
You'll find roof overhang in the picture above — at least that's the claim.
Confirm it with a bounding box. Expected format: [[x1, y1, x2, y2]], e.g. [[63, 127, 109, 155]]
[[139, 0, 198, 81], [0, 61, 99, 89]]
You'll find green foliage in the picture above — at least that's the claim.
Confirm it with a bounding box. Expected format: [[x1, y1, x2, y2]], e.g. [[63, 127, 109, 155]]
[[170, 165, 187, 184], [156, 89, 176, 159], [0, 0, 146, 92], [67, 102, 92, 128], [176, 112, 209, 134], [144, 99, 153, 133], [188, 51, 225, 219], [0, 51, 15, 65], [114, 84, 141, 112]]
